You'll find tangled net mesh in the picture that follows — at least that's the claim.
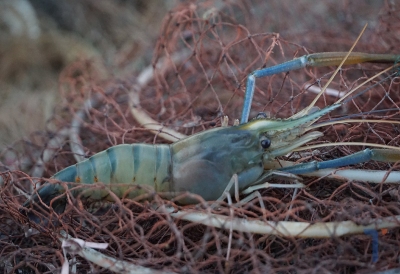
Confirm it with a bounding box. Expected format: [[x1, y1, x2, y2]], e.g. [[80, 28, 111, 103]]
[[1, 1, 400, 273]]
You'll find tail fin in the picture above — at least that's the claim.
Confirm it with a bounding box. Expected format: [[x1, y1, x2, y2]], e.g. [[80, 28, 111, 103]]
[[20, 183, 67, 224]]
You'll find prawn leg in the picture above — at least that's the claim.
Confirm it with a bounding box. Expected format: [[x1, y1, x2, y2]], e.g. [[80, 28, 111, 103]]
[[241, 149, 400, 196], [276, 148, 400, 176], [241, 52, 400, 123]]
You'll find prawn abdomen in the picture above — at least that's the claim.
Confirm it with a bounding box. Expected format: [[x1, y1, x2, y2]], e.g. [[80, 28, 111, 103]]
[[23, 143, 173, 216]]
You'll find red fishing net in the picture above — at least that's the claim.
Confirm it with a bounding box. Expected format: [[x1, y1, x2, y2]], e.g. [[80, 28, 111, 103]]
[[1, 1, 400, 273]]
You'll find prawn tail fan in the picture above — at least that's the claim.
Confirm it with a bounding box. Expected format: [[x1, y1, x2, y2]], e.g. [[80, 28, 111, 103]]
[[20, 183, 67, 224]]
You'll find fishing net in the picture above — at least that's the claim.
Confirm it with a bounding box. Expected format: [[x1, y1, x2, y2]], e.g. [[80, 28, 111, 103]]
[[1, 1, 400, 273]]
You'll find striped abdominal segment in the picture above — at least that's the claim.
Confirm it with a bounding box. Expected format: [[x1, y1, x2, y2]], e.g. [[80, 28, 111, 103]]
[[52, 144, 173, 200]]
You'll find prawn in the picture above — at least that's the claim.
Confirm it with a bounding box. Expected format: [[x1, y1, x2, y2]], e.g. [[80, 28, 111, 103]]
[[22, 49, 400, 224]]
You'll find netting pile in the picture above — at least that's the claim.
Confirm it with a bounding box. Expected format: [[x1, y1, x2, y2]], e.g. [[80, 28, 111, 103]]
[[1, 1, 400, 273]]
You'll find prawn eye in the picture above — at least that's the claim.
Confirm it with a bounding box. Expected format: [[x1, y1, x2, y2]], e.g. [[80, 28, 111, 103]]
[[261, 138, 271, 149]]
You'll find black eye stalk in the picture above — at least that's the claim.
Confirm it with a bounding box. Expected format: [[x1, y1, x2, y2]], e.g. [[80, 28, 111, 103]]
[[261, 138, 271, 149]]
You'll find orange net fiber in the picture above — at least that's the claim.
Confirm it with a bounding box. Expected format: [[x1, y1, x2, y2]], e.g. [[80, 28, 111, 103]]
[[1, 1, 400, 273]]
